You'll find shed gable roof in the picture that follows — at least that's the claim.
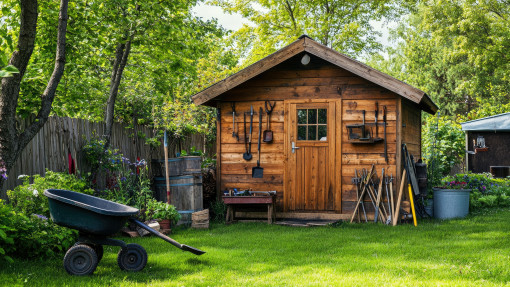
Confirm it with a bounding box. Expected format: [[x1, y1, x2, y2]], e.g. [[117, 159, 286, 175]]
[[192, 36, 438, 114]]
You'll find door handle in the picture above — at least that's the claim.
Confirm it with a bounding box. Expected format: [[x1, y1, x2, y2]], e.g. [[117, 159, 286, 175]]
[[291, 142, 300, 153]]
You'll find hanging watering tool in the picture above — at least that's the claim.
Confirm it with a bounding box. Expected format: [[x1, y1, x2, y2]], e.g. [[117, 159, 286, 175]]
[[263, 101, 276, 143], [231, 102, 239, 141], [243, 110, 253, 161], [252, 107, 264, 178]]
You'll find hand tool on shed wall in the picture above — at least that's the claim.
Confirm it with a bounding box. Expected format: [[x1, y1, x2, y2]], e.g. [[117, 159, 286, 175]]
[[374, 102, 379, 137], [355, 169, 368, 222], [383, 106, 388, 163], [231, 102, 239, 141], [252, 107, 264, 178], [374, 168, 384, 223], [389, 174, 395, 223], [385, 175, 392, 224], [163, 131, 171, 204], [263, 101, 276, 143], [393, 169, 407, 226], [243, 108, 253, 161], [350, 166, 374, 223]]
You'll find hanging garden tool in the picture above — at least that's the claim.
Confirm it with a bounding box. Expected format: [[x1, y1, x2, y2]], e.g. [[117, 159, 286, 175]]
[[374, 102, 379, 137], [243, 110, 253, 161], [231, 102, 239, 141], [263, 101, 276, 143], [252, 107, 264, 178], [383, 106, 388, 163]]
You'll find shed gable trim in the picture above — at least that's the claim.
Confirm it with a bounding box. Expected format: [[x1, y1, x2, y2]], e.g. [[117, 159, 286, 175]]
[[192, 36, 437, 114]]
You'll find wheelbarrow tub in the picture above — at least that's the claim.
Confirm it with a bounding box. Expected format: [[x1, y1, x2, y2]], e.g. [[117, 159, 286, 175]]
[[44, 189, 139, 236]]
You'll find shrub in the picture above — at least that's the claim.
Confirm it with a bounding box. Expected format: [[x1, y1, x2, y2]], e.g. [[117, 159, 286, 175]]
[[7, 171, 94, 217], [145, 199, 180, 223], [0, 200, 15, 263], [0, 200, 77, 261], [422, 114, 465, 189]]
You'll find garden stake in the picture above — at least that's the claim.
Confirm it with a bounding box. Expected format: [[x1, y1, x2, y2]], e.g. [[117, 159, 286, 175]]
[[393, 169, 407, 226], [408, 183, 418, 226]]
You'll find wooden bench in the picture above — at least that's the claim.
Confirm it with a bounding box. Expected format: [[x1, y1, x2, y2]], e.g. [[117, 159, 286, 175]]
[[222, 195, 276, 224]]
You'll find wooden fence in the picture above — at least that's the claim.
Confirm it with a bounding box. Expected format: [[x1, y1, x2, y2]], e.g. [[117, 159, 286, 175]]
[[1, 116, 214, 198]]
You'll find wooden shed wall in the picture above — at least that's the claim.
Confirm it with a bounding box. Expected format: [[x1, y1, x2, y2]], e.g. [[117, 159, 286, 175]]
[[401, 99, 422, 158], [216, 54, 419, 216], [467, 131, 510, 173]]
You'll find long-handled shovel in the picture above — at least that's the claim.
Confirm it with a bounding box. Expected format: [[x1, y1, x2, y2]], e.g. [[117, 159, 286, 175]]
[[252, 107, 264, 178], [163, 131, 171, 204]]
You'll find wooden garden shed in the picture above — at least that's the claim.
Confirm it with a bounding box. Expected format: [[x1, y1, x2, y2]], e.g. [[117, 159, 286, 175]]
[[192, 35, 438, 220]]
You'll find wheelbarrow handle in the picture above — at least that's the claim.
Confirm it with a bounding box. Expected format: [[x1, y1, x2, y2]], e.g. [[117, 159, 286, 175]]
[[129, 218, 205, 255]]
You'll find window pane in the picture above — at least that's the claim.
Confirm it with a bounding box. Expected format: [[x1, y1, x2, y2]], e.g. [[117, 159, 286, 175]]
[[318, 125, 327, 140], [308, 109, 317, 124], [318, 109, 327, 124], [298, 109, 307, 124], [308, 126, 317, 140], [298, 126, 306, 140]]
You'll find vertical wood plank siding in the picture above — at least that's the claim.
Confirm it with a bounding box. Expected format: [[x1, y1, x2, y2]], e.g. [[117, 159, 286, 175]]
[[1, 117, 213, 198], [215, 54, 416, 215]]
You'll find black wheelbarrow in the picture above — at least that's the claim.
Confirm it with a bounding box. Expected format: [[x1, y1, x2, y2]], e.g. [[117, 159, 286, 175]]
[[44, 189, 205, 276]]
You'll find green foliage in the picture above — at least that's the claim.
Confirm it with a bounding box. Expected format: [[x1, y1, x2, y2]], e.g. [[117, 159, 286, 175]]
[[82, 138, 123, 173], [422, 114, 465, 188], [369, 0, 510, 116], [0, 200, 15, 263], [145, 199, 180, 223], [443, 173, 510, 210], [0, 200, 77, 261], [83, 138, 153, 209], [212, 0, 413, 64], [7, 171, 94, 217], [0, 65, 19, 78], [210, 200, 226, 223]]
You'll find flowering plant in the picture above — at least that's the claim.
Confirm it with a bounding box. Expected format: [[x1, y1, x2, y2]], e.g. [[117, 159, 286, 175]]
[[436, 180, 470, 190], [0, 160, 7, 180]]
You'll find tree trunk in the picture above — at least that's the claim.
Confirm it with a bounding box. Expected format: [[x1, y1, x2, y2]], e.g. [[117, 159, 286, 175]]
[[0, 0, 69, 193], [104, 39, 131, 150]]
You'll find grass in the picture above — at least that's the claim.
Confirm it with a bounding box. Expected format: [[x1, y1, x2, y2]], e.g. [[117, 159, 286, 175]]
[[2, 209, 510, 286]]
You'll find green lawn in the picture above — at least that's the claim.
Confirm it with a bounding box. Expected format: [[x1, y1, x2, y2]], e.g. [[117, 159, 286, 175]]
[[2, 209, 510, 286]]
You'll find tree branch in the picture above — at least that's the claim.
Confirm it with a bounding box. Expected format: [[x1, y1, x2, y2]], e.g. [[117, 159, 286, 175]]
[[18, 0, 69, 153]]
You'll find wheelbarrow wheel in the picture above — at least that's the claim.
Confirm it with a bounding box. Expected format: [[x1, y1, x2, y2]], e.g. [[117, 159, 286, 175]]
[[63, 244, 98, 275], [117, 243, 147, 272], [74, 242, 104, 262]]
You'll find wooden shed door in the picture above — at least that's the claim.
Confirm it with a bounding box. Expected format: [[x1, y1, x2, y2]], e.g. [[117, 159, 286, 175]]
[[284, 100, 338, 212]]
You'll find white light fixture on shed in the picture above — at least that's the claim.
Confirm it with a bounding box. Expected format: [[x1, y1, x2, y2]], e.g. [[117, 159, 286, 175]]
[[301, 53, 310, 65]]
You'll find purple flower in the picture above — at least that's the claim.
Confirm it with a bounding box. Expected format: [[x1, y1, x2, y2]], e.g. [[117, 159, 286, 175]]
[[33, 214, 48, 220], [121, 177, 127, 182], [1, 173, 7, 180]]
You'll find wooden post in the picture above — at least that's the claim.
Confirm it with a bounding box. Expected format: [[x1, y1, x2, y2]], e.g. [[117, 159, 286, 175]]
[[164, 131, 171, 204]]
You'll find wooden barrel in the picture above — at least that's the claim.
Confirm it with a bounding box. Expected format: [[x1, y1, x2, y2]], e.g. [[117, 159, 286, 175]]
[[151, 158, 183, 177], [181, 156, 202, 174], [153, 174, 203, 211]]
